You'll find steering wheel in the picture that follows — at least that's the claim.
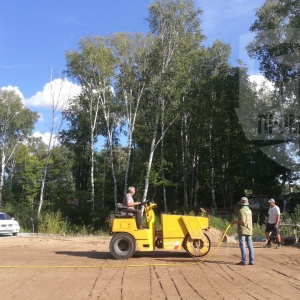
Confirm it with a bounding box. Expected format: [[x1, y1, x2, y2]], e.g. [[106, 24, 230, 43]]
[[140, 200, 150, 206]]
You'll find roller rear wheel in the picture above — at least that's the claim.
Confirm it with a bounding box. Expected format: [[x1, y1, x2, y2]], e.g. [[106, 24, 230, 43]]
[[184, 233, 211, 257], [109, 233, 136, 260]]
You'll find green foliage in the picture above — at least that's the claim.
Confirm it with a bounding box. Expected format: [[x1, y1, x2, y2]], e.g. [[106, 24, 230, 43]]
[[293, 204, 300, 223], [280, 204, 300, 238], [248, 0, 300, 85], [253, 207, 269, 225], [2, 201, 36, 233], [37, 210, 110, 236], [154, 213, 162, 231], [208, 214, 235, 236], [0, 89, 39, 207], [209, 204, 300, 241], [280, 225, 293, 238], [252, 223, 265, 238], [208, 214, 265, 238], [38, 211, 70, 234]]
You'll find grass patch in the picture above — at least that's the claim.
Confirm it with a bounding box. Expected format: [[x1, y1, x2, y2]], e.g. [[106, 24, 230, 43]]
[[208, 214, 265, 239], [38, 211, 70, 235]]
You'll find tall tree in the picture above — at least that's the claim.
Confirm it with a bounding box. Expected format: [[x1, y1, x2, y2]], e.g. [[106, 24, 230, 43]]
[[9, 142, 44, 208], [111, 33, 153, 195], [143, 0, 203, 209], [0, 88, 38, 207], [65, 36, 120, 208], [38, 76, 76, 216], [247, 0, 300, 185], [248, 0, 300, 87]]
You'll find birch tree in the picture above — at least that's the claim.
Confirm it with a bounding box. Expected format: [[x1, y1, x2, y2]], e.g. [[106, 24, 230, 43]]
[[0, 88, 38, 207], [201, 42, 232, 211], [65, 36, 120, 208], [143, 0, 203, 209], [112, 33, 153, 195], [37, 77, 78, 216]]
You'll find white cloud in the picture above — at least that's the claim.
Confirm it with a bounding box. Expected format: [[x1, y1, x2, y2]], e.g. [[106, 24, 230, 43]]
[[0, 85, 25, 103], [249, 74, 274, 90], [32, 131, 59, 148], [25, 78, 81, 110]]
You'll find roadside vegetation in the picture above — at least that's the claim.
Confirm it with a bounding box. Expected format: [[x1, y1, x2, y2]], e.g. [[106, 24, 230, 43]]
[[15, 204, 300, 240]]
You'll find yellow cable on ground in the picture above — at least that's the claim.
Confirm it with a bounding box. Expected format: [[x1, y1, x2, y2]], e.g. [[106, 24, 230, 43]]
[[0, 224, 232, 269], [196, 223, 232, 263]]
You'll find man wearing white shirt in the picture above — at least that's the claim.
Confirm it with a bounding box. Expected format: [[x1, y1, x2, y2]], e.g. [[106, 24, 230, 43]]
[[264, 198, 281, 249], [122, 186, 143, 229]]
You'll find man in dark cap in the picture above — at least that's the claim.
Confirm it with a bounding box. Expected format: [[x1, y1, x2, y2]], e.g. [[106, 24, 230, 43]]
[[264, 198, 281, 249], [231, 197, 254, 265]]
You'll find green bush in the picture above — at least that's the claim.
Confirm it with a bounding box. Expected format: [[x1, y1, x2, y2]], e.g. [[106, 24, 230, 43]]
[[252, 223, 265, 237], [38, 211, 70, 234], [208, 215, 229, 230], [154, 213, 162, 231], [2, 202, 36, 232], [4, 202, 298, 237], [208, 214, 265, 238], [293, 204, 300, 223]]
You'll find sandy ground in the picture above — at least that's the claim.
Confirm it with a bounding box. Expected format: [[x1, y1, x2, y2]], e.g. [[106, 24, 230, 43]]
[[0, 230, 299, 300]]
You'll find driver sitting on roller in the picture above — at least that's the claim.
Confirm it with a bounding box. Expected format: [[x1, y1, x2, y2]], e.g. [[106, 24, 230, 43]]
[[122, 186, 144, 229]]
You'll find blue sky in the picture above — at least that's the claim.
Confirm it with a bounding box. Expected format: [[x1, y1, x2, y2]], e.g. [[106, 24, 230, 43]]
[[0, 0, 265, 144]]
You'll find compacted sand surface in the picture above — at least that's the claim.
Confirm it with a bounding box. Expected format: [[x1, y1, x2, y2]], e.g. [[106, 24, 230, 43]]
[[0, 232, 299, 300]]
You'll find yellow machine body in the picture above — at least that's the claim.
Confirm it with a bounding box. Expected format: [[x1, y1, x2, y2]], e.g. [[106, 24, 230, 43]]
[[110, 202, 211, 259], [161, 214, 209, 250], [111, 203, 157, 251]]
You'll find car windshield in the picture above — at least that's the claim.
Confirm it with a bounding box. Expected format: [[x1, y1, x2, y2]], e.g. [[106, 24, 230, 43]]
[[0, 213, 12, 220]]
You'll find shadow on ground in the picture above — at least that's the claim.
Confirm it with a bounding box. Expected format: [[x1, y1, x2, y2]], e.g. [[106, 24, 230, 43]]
[[55, 250, 196, 261]]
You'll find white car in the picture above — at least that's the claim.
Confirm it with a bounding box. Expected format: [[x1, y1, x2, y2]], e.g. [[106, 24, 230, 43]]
[[0, 212, 20, 236]]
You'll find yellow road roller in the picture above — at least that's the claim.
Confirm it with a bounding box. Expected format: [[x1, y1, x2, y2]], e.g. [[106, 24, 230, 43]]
[[109, 201, 211, 259]]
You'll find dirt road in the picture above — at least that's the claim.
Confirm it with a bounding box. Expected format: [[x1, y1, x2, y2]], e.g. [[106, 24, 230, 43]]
[[0, 234, 299, 300]]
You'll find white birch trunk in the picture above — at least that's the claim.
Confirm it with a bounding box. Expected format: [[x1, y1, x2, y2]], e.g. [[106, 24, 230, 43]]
[[209, 123, 217, 211], [38, 76, 72, 216], [93, 84, 118, 208], [0, 139, 19, 208], [160, 98, 167, 212], [90, 127, 95, 210], [142, 107, 178, 205], [89, 98, 97, 211], [0, 148, 5, 207], [107, 129, 118, 207], [142, 115, 159, 203], [192, 153, 200, 207], [100, 151, 108, 208], [123, 84, 145, 195], [38, 93, 55, 216], [181, 107, 189, 210], [101, 95, 118, 207], [89, 88, 101, 211]]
